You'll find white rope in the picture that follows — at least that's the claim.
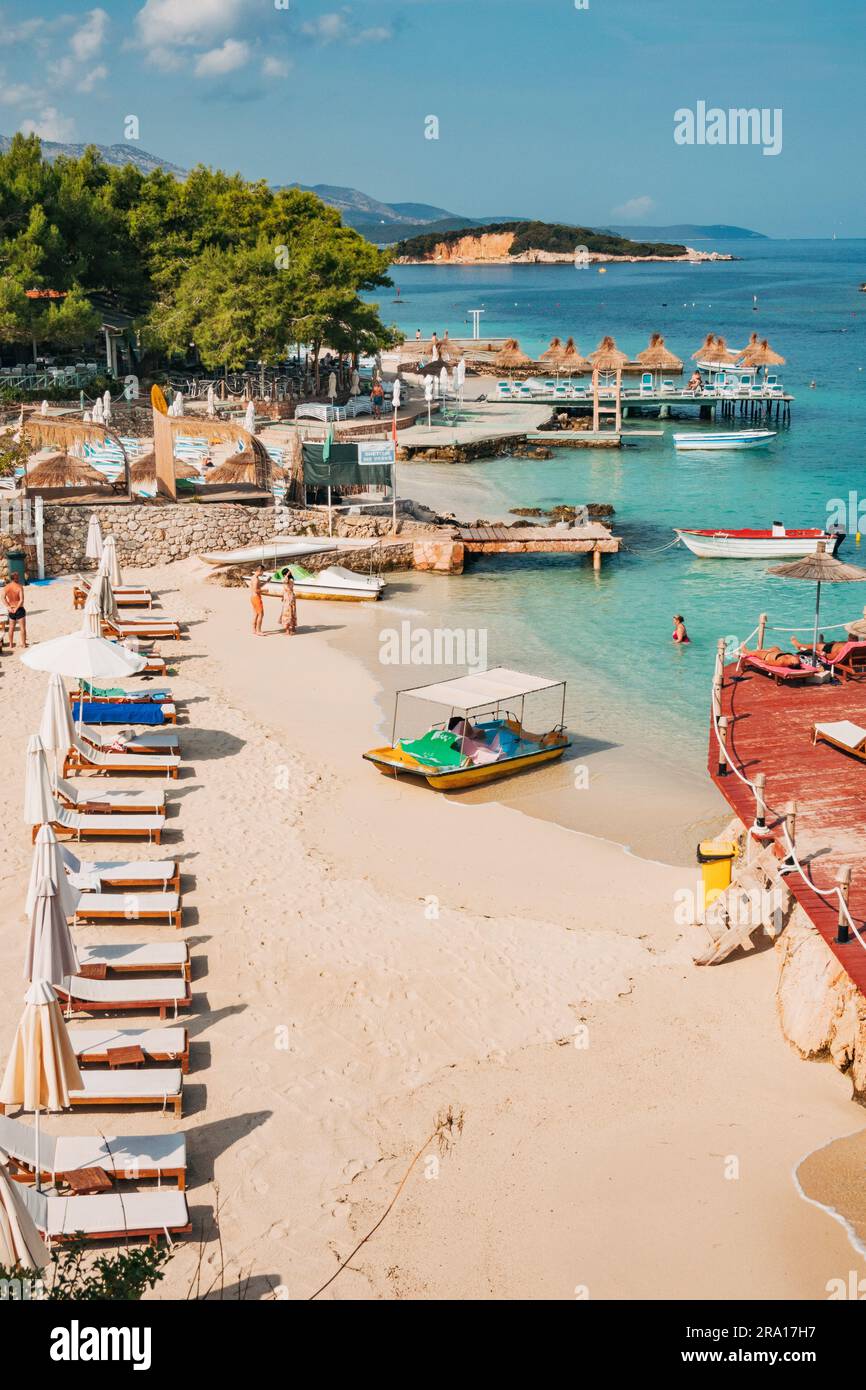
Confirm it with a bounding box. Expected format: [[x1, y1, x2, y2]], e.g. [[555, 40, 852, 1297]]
[[770, 621, 850, 633], [710, 661, 863, 952]]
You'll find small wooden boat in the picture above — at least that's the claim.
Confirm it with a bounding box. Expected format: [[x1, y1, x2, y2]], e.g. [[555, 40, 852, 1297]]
[[673, 429, 776, 451], [675, 525, 841, 559], [363, 667, 570, 790], [264, 563, 384, 602]]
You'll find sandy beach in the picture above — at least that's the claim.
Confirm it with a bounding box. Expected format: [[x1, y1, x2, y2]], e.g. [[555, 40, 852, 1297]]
[[1, 563, 864, 1300]]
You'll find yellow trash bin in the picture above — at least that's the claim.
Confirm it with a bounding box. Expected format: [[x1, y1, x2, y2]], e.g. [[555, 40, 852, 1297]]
[[697, 840, 738, 911]]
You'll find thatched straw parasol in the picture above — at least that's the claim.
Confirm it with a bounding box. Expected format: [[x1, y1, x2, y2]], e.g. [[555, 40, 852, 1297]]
[[540, 337, 564, 363], [692, 333, 739, 365], [204, 449, 260, 485], [558, 337, 591, 371], [495, 338, 534, 369], [845, 606, 866, 640], [637, 333, 684, 372], [26, 453, 110, 489], [588, 336, 628, 370], [768, 543, 866, 655], [740, 337, 786, 368], [128, 453, 202, 489]]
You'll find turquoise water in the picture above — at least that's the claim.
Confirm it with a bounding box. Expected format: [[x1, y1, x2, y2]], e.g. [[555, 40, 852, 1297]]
[[376, 242, 866, 756]]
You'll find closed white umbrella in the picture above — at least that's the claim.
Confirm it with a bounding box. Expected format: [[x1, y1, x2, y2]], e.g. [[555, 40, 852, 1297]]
[[424, 375, 434, 426], [93, 571, 119, 627], [99, 534, 122, 587], [26, 825, 79, 920], [327, 372, 337, 402], [0, 1152, 48, 1270], [350, 369, 360, 397], [24, 878, 79, 987], [392, 378, 402, 409], [0, 979, 83, 1192], [244, 401, 256, 434], [456, 358, 467, 388], [440, 366, 449, 396], [174, 391, 184, 418], [207, 385, 216, 418], [24, 735, 55, 829], [84, 513, 103, 562], [92, 397, 104, 424], [38, 673, 74, 779], [40, 399, 49, 417], [102, 390, 112, 424]]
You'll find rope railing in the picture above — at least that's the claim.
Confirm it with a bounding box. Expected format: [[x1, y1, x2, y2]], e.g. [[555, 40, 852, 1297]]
[[710, 635, 863, 952]]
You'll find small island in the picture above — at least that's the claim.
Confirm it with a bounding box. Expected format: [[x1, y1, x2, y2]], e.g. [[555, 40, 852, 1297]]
[[393, 220, 733, 265]]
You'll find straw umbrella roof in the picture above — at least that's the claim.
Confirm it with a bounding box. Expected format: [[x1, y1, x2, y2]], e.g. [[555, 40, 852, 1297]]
[[768, 548, 866, 584], [588, 336, 628, 370], [692, 333, 739, 364], [204, 449, 260, 485], [740, 337, 786, 367], [495, 338, 534, 369], [26, 452, 109, 489], [845, 606, 866, 639], [637, 333, 684, 371], [129, 452, 201, 485], [558, 337, 591, 370], [540, 337, 564, 362]]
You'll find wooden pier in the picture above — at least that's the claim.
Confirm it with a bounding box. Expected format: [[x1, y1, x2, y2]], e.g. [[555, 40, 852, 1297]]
[[709, 662, 866, 993], [413, 523, 620, 574]]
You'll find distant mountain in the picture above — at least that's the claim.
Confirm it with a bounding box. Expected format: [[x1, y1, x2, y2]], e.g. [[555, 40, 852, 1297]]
[[607, 223, 767, 241], [0, 136, 186, 178]]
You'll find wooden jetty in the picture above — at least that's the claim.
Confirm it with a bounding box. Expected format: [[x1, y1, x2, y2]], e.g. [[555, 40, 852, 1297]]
[[413, 523, 620, 574], [709, 660, 866, 992]]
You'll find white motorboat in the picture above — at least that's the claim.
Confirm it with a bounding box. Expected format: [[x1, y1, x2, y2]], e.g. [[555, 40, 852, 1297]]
[[265, 563, 385, 601], [673, 429, 776, 451], [675, 525, 842, 559]]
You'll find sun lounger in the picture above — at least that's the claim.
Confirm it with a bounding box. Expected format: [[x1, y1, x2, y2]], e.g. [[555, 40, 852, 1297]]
[[80, 724, 179, 754], [57, 974, 192, 1020], [73, 891, 182, 929], [76, 943, 189, 979], [40, 804, 165, 845], [66, 1067, 183, 1117], [72, 699, 176, 725], [103, 615, 181, 640], [64, 734, 180, 780], [55, 776, 166, 815], [73, 684, 173, 703], [74, 575, 152, 609], [69, 1025, 189, 1073], [812, 720, 866, 761], [60, 847, 179, 893], [792, 638, 866, 681], [19, 1183, 190, 1242], [739, 651, 811, 684], [0, 1116, 186, 1190]]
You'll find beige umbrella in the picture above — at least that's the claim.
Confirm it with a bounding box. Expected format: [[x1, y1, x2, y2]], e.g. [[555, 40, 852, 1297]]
[[26, 452, 110, 489], [0, 1152, 48, 1270], [26, 825, 79, 920], [38, 672, 74, 781], [588, 335, 628, 370], [99, 534, 123, 587], [93, 571, 119, 627], [0, 979, 83, 1191], [24, 735, 55, 830], [23, 878, 79, 987], [85, 513, 103, 563], [637, 333, 684, 372], [768, 543, 866, 655]]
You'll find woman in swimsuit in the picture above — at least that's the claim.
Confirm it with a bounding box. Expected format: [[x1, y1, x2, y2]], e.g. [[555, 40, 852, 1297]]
[[672, 614, 690, 644], [3, 576, 27, 649], [250, 566, 265, 636]]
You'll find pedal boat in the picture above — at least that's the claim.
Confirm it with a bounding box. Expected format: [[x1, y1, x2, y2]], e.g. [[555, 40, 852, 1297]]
[[363, 667, 570, 791], [264, 562, 384, 601]]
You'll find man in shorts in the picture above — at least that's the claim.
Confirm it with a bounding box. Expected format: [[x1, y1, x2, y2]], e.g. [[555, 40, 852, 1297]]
[[3, 573, 27, 648]]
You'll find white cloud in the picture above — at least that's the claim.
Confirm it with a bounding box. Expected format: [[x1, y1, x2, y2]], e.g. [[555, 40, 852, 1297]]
[[611, 195, 656, 221], [135, 0, 253, 48], [0, 81, 39, 106], [302, 11, 393, 44], [76, 64, 108, 94], [262, 55, 291, 78], [355, 26, 392, 42], [71, 8, 109, 62], [19, 107, 75, 142], [194, 38, 251, 77]]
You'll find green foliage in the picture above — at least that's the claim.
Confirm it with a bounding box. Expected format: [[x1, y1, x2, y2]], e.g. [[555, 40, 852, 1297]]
[[0, 1239, 171, 1301], [395, 220, 687, 259], [0, 431, 29, 476]]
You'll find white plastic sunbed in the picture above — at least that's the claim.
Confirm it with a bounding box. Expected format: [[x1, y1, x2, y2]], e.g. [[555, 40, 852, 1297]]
[[60, 847, 179, 891], [65, 734, 180, 779], [812, 720, 866, 755], [67, 1067, 184, 1117], [55, 776, 166, 814], [80, 724, 180, 753], [73, 892, 182, 929], [0, 1114, 186, 1187], [68, 1025, 189, 1072], [19, 1184, 190, 1242], [47, 804, 166, 843], [57, 974, 192, 1019], [77, 943, 189, 979]]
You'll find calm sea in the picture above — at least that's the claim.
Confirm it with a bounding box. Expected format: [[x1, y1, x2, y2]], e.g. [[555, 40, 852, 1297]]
[[374, 240, 866, 759]]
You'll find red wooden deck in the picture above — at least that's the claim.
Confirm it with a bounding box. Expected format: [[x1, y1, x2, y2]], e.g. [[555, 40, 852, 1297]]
[[709, 663, 866, 993]]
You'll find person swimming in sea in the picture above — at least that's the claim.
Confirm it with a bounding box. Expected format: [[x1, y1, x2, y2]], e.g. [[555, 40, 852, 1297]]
[[672, 614, 690, 644]]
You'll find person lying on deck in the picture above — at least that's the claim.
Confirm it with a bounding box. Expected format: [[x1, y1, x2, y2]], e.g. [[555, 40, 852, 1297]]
[[747, 646, 801, 667]]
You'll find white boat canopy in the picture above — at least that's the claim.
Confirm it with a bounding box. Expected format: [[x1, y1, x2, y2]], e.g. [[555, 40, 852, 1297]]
[[403, 667, 564, 711]]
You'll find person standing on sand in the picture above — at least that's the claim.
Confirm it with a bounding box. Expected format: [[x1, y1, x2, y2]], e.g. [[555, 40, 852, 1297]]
[[3, 574, 27, 648], [279, 570, 297, 635], [250, 566, 266, 636], [371, 380, 384, 418]]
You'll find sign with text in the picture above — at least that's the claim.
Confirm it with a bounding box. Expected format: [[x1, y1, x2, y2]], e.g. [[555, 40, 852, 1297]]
[[358, 442, 396, 468]]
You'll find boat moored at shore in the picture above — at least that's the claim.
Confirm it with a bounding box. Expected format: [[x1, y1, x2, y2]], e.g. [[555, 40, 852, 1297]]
[[675, 525, 843, 559], [673, 429, 776, 451]]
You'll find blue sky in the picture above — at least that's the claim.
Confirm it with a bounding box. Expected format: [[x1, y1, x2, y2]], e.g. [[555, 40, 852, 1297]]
[[0, 0, 863, 236]]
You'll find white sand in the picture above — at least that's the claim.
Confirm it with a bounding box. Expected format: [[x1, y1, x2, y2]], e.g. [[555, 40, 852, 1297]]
[[0, 563, 863, 1300]]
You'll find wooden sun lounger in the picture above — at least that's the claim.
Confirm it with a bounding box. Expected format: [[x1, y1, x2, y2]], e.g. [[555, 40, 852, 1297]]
[[69, 1025, 190, 1074], [80, 725, 180, 755], [61, 848, 180, 893], [812, 720, 866, 762], [20, 1184, 191, 1243], [57, 974, 192, 1021], [40, 806, 165, 845], [77, 943, 190, 980], [0, 1116, 187, 1190], [67, 1068, 184, 1118], [103, 615, 181, 640], [739, 651, 812, 685], [64, 736, 180, 780], [74, 891, 183, 929], [55, 776, 166, 815], [74, 575, 153, 609]]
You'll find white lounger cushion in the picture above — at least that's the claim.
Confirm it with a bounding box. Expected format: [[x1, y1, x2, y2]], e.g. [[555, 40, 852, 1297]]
[[81, 726, 179, 752], [62, 976, 188, 1004], [77, 943, 187, 970], [74, 893, 179, 919], [69, 1068, 182, 1101], [21, 1185, 189, 1237], [56, 778, 166, 810], [61, 849, 176, 888], [71, 737, 179, 771], [0, 1114, 185, 1174], [815, 720, 866, 749], [55, 807, 165, 834], [69, 1026, 186, 1060]]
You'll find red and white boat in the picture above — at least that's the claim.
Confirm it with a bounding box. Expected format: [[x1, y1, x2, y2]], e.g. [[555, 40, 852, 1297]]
[[674, 524, 842, 559]]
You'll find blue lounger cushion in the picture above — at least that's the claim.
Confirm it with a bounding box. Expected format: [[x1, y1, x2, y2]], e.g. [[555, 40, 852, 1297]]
[[71, 701, 168, 725]]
